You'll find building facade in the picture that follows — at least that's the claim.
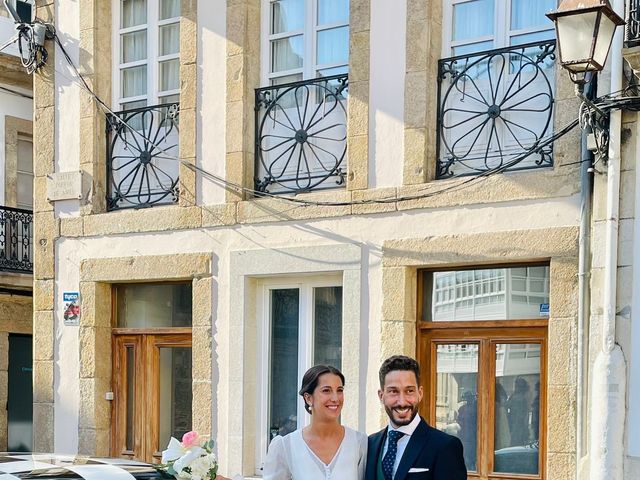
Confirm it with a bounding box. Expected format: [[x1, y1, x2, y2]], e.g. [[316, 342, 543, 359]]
[[0, 0, 34, 454], [20, 0, 640, 479]]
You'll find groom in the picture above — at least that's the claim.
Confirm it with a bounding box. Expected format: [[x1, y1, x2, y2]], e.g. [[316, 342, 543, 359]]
[[365, 355, 467, 480]]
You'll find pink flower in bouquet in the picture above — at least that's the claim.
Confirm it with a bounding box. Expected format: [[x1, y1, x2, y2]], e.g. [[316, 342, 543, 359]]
[[182, 431, 200, 448]]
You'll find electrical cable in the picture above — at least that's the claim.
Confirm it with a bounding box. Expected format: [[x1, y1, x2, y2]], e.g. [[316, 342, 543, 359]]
[[0, 85, 32, 99], [51, 31, 586, 208]]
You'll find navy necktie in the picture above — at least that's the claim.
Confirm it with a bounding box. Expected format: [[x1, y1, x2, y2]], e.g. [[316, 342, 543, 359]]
[[382, 430, 405, 480]]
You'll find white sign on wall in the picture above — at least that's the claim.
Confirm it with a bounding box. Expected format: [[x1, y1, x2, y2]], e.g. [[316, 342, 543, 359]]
[[47, 171, 83, 202]]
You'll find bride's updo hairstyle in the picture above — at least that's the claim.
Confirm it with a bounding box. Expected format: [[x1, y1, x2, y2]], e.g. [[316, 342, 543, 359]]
[[299, 364, 345, 414]]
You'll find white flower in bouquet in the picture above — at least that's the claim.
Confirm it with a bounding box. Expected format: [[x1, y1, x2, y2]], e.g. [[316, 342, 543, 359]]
[[159, 431, 218, 480]]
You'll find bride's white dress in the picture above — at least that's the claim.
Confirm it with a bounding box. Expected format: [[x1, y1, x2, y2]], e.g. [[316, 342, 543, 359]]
[[263, 427, 367, 480]]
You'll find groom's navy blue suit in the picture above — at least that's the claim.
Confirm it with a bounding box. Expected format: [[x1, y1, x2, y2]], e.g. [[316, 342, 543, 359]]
[[365, 416, 467, 480]]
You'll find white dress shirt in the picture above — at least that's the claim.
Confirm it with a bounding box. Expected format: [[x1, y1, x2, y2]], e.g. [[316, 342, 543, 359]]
[[381, 414, 422, 479]]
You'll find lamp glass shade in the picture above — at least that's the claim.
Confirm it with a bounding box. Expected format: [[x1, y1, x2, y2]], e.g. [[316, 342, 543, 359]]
[[555, 11, 599, 71], [593, 13, 618, 68]]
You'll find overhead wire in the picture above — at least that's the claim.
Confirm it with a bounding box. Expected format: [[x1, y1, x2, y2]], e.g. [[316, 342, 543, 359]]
[[50, 30, 585, 208]]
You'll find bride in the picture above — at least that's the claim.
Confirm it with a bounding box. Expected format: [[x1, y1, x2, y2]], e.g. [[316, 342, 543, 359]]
[[263, 365, 367, 480]]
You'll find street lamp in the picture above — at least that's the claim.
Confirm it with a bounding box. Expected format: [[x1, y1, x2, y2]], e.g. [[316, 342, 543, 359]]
[[546, 0, 625, 84]]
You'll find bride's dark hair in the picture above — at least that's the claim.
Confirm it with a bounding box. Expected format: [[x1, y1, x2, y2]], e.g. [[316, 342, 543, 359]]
[[299, 365, 345, 414]]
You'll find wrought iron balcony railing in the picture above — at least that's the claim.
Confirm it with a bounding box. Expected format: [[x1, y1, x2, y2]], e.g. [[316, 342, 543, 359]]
[[627, 0, 640, 47], [255, 74, 348, 194], [106, 103, 180, 210], [437, 40, 556, 178], [0, 206, 33, 274]]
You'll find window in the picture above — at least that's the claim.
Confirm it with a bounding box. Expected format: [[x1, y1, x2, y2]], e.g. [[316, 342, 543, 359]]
[[16, 133, 33, 210], [262, 0, 349, 85], [419, 265, 548, 479], [256, 275, 343, 473], [113, 0, 180, 110], [438, 0, 557, 176]]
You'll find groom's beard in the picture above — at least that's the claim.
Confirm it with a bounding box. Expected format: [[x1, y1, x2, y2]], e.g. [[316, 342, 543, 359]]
[[385, 403, 419, 427]]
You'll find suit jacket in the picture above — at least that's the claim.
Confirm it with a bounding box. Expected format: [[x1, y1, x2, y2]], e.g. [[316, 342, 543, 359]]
[[365, 417, 467, 480]]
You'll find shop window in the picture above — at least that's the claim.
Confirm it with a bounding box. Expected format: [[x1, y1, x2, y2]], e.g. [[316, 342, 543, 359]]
[[419, 265, 548, 479], [255, 275, 343, 473]]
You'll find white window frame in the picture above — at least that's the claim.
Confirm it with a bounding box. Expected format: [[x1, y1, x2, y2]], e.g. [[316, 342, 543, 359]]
[[442, 0, 556, 57], [112, 0, 181, 109], [255, 273, 343, 475], [260, 0, 349, 86]]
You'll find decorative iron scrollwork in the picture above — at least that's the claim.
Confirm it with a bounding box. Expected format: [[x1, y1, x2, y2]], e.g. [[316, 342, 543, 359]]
[[106, 103, 180, 210], [255, 74, 348, 194], [627, 0, 640, 47], [437, 40, 556, 178], [0, 206, 33, 273]]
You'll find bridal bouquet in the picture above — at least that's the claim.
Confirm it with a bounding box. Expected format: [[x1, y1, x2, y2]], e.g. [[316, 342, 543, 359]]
[[159, 431, 218, 480]]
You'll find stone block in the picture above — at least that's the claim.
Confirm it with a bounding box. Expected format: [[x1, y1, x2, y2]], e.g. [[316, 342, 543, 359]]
[[226, 54, 244, 103], [33, 311, 54, 362], [226, 7, 246, 58], [33, 360, 54, 403], [618, 218, 634, 267], [548, 317, 576, 386], [404, 71, 427, 128], [0, 333, 7, 370], [202, 203, 237, 227], [381, 267, 417, 321], [352, 187, 397, 215], [180, 16, 198, 64], [33, 279, 54, 311], [347, 133, 369, 190], [34, 71, 55, 110], [79, 326, 111, 379], [192, 380, 212, 434], [349, 31, 370, 83], [33, 403, 54, 452], [620, 169, 636, 219], [226, 101, 245, 153], [79, 377, 111, 430], [617, 266, 633, 311], [79, 281, 112, 328], [348, 84, 369, 137], [620, 123, 637, 172], [192, 327, 212, 382], [34, 176, 53, 213], [193, 277, 213, 328], [180, 63, 197, 110], [83, 205, 201, 235], [78, 427, 110, 457], [380, 320, 416, 360], [350, 0, 370, 33], [404, 128, 427, 185], [549, 257, 579, 318], [34, 108, 55, 177], [225, 152, 247, 202], [179, 160, 197, 207], [406, 17, 428, 73], [60, 217, 84, 237], [180, 107, 197, 160], [547, 385, 576, 453], [546, 453, 575, 480]]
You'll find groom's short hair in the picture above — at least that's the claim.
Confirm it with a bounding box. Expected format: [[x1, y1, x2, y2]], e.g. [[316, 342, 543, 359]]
[[379, 355, 421, 388]]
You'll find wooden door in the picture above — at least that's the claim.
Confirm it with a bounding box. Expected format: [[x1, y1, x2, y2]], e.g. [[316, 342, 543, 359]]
[[112, 331, 192, 463]]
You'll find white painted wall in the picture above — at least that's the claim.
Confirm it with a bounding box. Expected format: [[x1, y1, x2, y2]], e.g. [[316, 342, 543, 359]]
[[53, 0, 80, 455], [197, 0, 227, 205], [53, 195, 580, 462], [53, 0, 81, 218], [368, 0, 406, 188], [0, 84, 32, 205]]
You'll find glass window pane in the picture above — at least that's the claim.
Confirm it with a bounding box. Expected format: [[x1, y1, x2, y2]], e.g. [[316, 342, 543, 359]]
[[160, 0, 180, 20], [313, 286, 342, 368], [17, 137, 33, 173], [271, 0, 304, 34], [435, 344, 479, 472], [159, 59, 180, 91], [317, 26, 349, 66], [269, 289, 300, 443], [317, 0, 349, 25], [510, 30, 555, 46], [160, 93, 180, 104], [271, 73, 303, 85], [116, 284, 192, 328], [126, 346, 135, 451], [121, 0, 146, 28], [17, 173, 33, 209], [511, 0, 556, 31], [159, 347, 192, 453], [159, 23, 180, 56], [121, 64, 147, 98], [452, 40, 494, 57], [121, 30, 147, 63], [494, 343, 541, 475], [425, 266, 549, 321], [271, 35, 304, 72], [453, 0, 493, 42]]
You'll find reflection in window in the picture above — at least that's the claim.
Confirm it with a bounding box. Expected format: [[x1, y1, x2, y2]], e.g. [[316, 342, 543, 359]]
[[424, 266, 550, 321], [116, 283, 192, 328], [494, 343, 541, 475], [435, 344, 479, 472]]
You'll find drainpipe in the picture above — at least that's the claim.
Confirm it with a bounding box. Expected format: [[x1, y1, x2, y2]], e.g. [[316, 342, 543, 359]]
[[589, 0, 627, 478], [576, 74, 595, 474]]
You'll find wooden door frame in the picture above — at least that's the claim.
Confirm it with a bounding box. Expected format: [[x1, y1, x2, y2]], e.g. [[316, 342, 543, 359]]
[[111, 331, 192, 463]]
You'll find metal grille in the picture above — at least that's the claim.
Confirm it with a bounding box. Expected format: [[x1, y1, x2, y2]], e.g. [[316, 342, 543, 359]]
[[0, 206, 33, 273], [627, 0, 640, 47]]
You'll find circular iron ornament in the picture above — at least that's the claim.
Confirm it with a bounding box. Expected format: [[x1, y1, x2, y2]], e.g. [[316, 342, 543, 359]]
[[256, 76, 348, 193], [107, 104, 180, 210], [438, 42, 556, 177]]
